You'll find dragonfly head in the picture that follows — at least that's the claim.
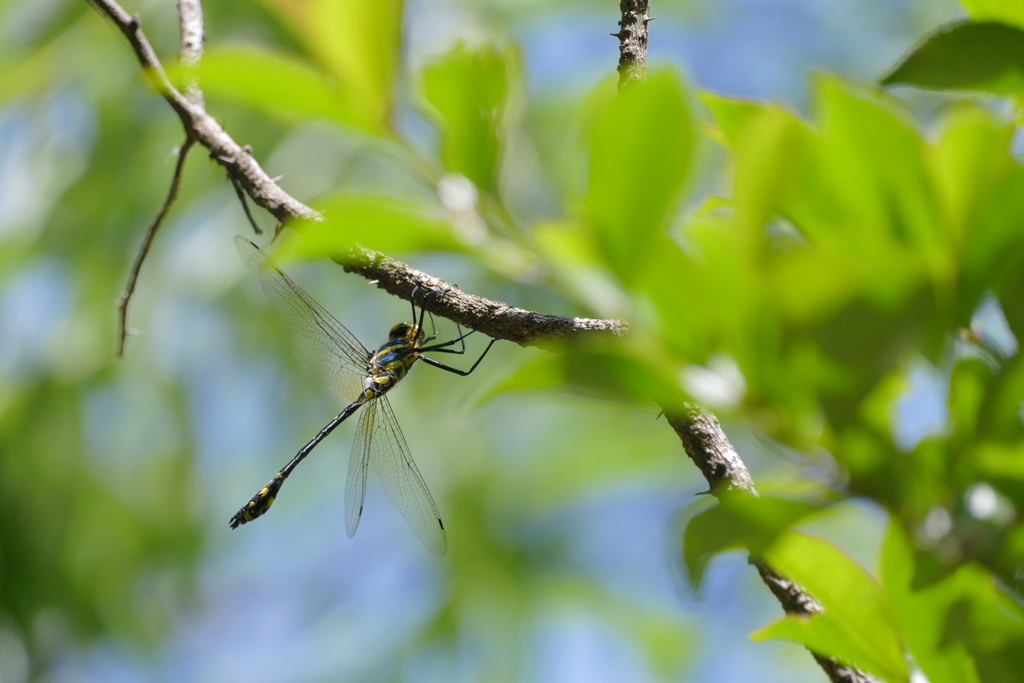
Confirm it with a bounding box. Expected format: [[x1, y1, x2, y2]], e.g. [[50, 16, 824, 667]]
[[389, 322, 423, 344]]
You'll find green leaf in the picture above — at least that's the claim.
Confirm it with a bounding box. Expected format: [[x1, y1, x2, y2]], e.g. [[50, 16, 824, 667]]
[[815, 78, 938, 257], [302, 195, 466, 254], [484, 352, 566, 398], [305, 0, 403, 132], [959, 0, 1024, 30], [683, 495, 827, 589], [881, 21, 1024, 96], [531, 220, 626, 318], [420, 44, 514, 192], [701, 96, 815, 239], [753, 614, 907, 683], [931, 106, 1021, 319], [976, 354, 1024, 442], [584, 71, 695, 281], [760, 531, 909, 682], [485, 337, 679, 408], [880, 523, 984, 683], [699, 93, 772, 146], [948, 356, 992, 448], [171, 47, 355, 127]]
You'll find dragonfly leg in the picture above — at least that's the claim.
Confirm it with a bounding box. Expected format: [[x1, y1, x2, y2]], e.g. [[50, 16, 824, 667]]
[[414, 285, 457, 344], [419, 338, 498, 376], [420, 305, 508, 354]]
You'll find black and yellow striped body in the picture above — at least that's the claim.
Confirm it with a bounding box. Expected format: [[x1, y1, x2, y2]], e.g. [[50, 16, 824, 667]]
[[228, 322, 425, 529]]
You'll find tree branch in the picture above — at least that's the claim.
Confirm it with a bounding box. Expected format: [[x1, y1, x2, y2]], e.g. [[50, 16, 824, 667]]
[[615, 0, 651, 89], [90, 0, 626, 347], [339, 247, 628, 345], [665, 406, 880, 683], [89, 0, 319, 224], [176, 0, 205, 106]]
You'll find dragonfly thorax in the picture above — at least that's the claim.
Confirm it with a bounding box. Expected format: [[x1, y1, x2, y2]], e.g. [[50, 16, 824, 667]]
[[364, 329, 422, 397], [388, 322, 424, 344]]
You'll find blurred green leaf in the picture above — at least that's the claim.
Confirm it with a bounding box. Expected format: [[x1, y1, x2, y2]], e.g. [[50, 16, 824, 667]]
[[997, 260, 1024, 340], [703, 96, 814, 241], [960, 0, 1024, 30], [0, 379, 202, 660], [421, 43, 513, 192], [931, 106, 1023, 319], [975, 355, 1024, 442], [531, 220, 626, 318], [683, 494, 828, 589], [171, 47, 356, 127], [880, 522, 1024, 683], [585, 71, 695, 281], [815, 78, 939, 257], [932, 106, 1014, 244], [485, 352, 566, 398], [306, 0, 402, 132], [754, 614, 907, 683], [759, 531, 908, 681], [948, 356, 992, 449], [486, 336, 681, 409], [700, 93, 770, 146], [881, 21, 1024, 95], [302, 194, 466, 255]]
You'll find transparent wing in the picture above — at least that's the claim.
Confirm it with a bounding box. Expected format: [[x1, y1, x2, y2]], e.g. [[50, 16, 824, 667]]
[[345, 399, 373, 540], [235, 236, 368, 401], [348, 396, 447, 556]]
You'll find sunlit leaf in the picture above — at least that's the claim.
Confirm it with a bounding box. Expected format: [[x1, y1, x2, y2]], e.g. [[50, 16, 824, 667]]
[[585, 71, 695, 281], [171, 47, 355, 127], [683, 494, 828, 589], [815, 78, 939, 257], [531, 220, 628, 319], [484, 352, 566, 398], [760, 531, 908, 681], [880, 523, 986, 683], [302, 194, 465, 254], [753, 614, 906, 683], [700, 94, 769, 146], [960, 0, 1024, 29], [420, 44, 514, 193], [305, 0, 402, 132], [703, 96, 814, 242]]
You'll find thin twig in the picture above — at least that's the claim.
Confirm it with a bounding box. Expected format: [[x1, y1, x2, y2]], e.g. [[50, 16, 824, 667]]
[[116, 137, 196, 356], [664, 406, 880, 683]]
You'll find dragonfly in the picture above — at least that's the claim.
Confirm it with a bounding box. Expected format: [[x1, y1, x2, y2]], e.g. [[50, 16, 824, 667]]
[[229, 235, 503, 555]]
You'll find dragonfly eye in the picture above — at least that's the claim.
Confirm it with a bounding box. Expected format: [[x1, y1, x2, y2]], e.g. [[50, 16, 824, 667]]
[[389, 323, 420, 341]]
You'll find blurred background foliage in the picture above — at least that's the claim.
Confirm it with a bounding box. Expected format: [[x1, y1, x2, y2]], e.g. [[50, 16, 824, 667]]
[[2, 0, 1024, 681]]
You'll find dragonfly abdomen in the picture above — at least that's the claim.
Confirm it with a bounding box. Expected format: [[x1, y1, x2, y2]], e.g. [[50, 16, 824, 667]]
[[229, 398, 365, 528]]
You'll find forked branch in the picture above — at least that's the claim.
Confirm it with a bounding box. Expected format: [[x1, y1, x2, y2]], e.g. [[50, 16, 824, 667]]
[[90, 0, 625, 352]]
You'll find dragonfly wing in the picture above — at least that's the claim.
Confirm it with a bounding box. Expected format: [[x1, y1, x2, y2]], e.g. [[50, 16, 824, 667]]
[[345, 399, 373, 539], [365, 396, 447, 556], [235, 236, 368, 401]]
